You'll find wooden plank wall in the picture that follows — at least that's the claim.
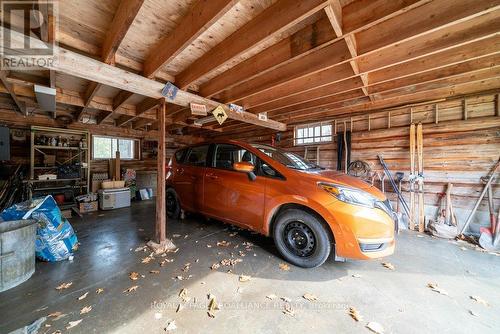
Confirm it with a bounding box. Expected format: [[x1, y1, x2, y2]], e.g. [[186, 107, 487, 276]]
[[217, 93, 500, 223]]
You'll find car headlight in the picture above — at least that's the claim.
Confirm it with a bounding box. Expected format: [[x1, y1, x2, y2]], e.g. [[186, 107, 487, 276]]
[[318, 182, 377, 208]]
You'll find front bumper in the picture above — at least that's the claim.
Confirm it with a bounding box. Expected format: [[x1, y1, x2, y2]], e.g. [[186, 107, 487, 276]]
[[323, 199, 396, 260]]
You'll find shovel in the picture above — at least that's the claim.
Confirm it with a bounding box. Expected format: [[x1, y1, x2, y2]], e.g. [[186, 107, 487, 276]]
[[479, 205, 500, 251]]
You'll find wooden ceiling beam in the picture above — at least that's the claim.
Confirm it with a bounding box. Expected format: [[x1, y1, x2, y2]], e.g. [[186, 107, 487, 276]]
[[1, 28, 286, 130], [143, 0, 237, 79], [175, 0, 330, 89]]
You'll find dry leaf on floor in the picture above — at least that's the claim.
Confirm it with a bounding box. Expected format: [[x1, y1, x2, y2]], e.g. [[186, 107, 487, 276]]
[[129, 272, 140, 281], [80, 306, 92, 314], [160, 258, 173, 267], [165, 320, 177, 331], [279, 263, 290, 271], [172, 234, 181, 238], [150, 270, 160, 274], [77, 292, 89, 300], [96, 288, 104, 294], [141, 256, 153, 264], [179, 288, 189, 302], [217, 240, 231, 247], [303, 293, 317, 301], [427, 283, 448, 295], [382, 262, 395, 270], [281, 297, 291, 302], [266, 294, 278, 300], [470, 296, 489, 306], [66, 319, 82, 329], [239, 275, 251, 282], [134, 246, 147, 252], [123, 286, 139, 293], [47, 311, 65, 321], [55, 282, 73, 290], [210, 262, 220, 270], [207, 296, 220, 318], [283, 304, 295, 317], [348, 307, 363, 322], [182, 263, 191, 272], [366, 321, 384, 334], [469, 310, 478, 316], [352, 274, 362, 278]]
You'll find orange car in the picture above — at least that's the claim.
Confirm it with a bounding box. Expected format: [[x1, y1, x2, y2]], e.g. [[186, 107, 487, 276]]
[[166, 140, 396, 268]]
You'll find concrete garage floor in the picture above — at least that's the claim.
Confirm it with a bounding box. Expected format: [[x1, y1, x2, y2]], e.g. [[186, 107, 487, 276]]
[[1, 201, 499, 334]]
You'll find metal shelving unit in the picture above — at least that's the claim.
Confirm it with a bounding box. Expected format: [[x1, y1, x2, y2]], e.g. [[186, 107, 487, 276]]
[[28, 126, 90, 214]]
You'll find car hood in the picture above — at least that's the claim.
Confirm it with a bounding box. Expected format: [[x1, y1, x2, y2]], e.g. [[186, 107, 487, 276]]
[[295, 169, 386, 200]]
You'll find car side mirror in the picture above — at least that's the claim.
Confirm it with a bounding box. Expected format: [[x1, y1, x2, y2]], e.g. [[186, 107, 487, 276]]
[[233, 161, 256, 181]]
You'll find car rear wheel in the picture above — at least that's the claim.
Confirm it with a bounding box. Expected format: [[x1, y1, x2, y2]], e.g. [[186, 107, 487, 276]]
[[273, 208, 332, 268], [166, 188, 180, 219]]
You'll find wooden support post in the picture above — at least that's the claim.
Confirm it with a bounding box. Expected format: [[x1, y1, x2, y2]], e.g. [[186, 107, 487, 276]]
[[435, 104, 439, 124], [148, 99, 176, 253], [334, 120, 337, 135], [410, 107, 413, 124], [368, 114, 371, 131], [387, 112, 391, 129], [156, 100, 167, 244], [463, 99, 468, 120], [350, 117, 353, 132]]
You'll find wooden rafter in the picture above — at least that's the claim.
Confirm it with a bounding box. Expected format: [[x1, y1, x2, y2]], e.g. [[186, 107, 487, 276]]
[[79, 0, 145, 123], [175, 0, 331, 89], [143, 0, 237, 79]]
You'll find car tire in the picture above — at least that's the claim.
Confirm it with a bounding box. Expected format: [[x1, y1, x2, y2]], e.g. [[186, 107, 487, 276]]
[[166, 188, 180, 219], [273, 208, 332, 268]]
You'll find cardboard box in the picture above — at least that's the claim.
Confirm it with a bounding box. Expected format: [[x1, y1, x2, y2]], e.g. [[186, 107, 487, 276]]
[[79, 201, 98, 213]]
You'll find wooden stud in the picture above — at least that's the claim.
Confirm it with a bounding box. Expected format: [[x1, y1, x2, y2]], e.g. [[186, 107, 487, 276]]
[[387, 111, 391, 129], [368, 114, 371, 131], [495, 93, 500, 116], [410, 107, 413, 123], [435, 104, 439, 124], [155, 99, 167, 244], [463, 99, 468, 120], [350, 117, 353, 132], [334, 119, 337, 135]]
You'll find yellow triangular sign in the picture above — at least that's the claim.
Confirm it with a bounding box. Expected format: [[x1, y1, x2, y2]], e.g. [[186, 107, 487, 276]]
[[212, 105, 228, 125]]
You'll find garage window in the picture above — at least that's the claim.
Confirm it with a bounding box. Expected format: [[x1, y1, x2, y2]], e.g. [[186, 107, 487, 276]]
[[294, 122, 332, 145], [92, 135, 139, 160]]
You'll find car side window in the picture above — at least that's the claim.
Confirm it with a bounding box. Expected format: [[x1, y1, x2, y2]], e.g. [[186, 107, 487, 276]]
[[184, 145, 209, 167], [213, 144, 256, 170], [175, 148, 187, 163]]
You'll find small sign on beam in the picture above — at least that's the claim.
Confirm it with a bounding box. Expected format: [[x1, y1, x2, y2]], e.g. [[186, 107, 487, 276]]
[[190, 102, 207, 116], [212, 105, 228, 125], [229, 103, 244, 114], [161, 81, 179, 100], [258, 112, 268, 121]]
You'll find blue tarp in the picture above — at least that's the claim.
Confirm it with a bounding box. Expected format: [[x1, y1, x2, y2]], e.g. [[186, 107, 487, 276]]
[[1, 195, 78, 261]]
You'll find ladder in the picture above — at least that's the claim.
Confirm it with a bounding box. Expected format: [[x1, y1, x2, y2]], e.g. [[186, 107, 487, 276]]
[[304, 146, 320, 164]]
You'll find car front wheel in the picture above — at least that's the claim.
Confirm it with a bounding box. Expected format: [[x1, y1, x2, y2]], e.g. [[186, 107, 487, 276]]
[[273, 208, 332, 268], [166, 188, 180, 219]]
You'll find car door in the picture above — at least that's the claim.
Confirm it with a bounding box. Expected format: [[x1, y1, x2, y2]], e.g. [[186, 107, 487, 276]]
[[173, 144, 209, 212], [203, 143, 265, 229]]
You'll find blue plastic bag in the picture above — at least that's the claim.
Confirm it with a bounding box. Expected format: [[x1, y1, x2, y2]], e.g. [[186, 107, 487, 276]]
[[1, 195, 78, 261]]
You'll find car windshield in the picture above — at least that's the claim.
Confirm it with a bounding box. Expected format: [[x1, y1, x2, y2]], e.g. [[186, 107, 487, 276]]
[[251, 144, 322, 170]]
